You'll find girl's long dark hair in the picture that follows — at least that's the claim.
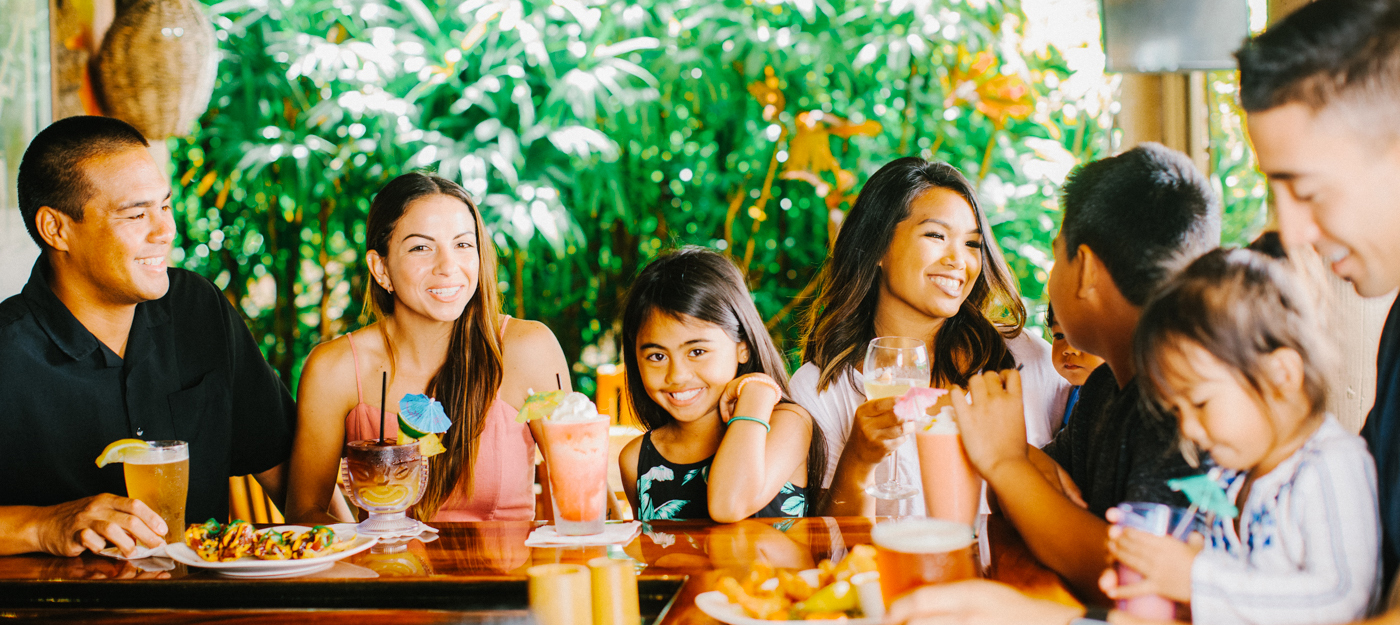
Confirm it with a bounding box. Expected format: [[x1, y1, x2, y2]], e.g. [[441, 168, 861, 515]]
[[801, 158, 1025, 392], [365, 172, 504, 521], [621, 247, 828, 506]]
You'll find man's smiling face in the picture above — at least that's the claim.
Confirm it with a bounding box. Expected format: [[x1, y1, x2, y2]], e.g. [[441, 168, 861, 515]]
[[62, 147, 175, 306], [1249, 102, 1400, 297]]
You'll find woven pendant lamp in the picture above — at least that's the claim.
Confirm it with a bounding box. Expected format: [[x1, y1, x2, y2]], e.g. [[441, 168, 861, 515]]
[[93, 0, 218, 140]]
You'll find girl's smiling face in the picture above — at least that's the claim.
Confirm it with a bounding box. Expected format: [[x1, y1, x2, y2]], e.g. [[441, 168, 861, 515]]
[[1156, 340, 1307, 474], [635, 310, 749, 424]]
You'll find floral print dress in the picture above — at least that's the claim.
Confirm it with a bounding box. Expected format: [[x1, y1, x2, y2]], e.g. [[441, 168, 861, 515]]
[[634, 431, 808, 521]]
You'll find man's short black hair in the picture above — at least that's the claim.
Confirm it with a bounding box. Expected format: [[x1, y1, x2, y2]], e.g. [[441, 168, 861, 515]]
[[16, 115, 149, 249], [1237, 0, 1400, 113], [1059, 143, 1221, 307]]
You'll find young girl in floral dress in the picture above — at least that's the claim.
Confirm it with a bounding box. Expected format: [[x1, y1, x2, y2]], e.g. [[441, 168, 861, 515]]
[[617, 248, 825, 522]]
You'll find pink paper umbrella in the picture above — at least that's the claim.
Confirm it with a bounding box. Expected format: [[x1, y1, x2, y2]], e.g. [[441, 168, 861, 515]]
[[893, 387, 948, 421]]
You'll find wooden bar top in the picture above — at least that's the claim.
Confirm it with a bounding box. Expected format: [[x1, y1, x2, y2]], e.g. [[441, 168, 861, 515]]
[[0, 516, 1080, 624]]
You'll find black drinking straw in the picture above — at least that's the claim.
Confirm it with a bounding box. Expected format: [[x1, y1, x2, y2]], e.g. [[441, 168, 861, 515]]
[[379, 371, 388, 445], [556, 373, 562, 390]]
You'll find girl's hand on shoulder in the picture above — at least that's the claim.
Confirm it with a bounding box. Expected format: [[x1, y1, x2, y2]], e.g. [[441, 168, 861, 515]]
[[718, 373, 782, 424], [1103, 522, 1203, 603]]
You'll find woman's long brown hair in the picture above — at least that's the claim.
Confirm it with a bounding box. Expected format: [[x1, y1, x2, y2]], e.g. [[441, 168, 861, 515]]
[[801, 158, 1025, 392], [364, 172, 504, 520]]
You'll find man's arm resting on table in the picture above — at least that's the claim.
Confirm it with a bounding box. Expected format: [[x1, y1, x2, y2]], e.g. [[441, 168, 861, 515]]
[[887, 579, 1181, 625], [0, 496, 165, 557], [983, 453, 1110, 598]]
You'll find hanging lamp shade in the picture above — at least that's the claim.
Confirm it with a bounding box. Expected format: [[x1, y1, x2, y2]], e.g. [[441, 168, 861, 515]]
[[93, 0, 218, 140]]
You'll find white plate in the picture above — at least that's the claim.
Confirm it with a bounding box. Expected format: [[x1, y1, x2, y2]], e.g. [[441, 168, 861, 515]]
[[694, 591, 881, 625], [166, 525, 376, 578]]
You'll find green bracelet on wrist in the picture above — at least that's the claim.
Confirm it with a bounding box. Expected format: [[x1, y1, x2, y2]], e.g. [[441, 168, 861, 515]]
[[727, 416, 771, 432]]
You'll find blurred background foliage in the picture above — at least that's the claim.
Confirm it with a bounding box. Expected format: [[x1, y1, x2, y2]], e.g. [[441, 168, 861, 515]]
[[167, 0, 1265, 393]]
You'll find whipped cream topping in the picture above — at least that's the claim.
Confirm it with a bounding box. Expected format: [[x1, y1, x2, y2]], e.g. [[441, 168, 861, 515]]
[[922, 406, 959, 435], [548, 392, 606, 422]]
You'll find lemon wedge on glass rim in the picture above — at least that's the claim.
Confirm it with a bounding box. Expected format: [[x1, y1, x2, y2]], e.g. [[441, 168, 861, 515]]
[[95, 438, 150, 467]]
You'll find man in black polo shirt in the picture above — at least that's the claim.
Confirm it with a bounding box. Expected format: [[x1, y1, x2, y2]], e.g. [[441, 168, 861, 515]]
[[949, 144, 1220, 597], [0, 116, 295, 557]]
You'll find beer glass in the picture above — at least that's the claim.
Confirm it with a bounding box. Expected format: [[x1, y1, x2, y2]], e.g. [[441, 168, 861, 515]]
[[341, 440, 429, 535], [872, 518, 976, 606], [123, 440, 189, 544]]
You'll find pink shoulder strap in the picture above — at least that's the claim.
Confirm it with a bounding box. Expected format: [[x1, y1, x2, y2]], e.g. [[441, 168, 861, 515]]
[[499, 316, 510, 343], [347, 332, 364, 404]]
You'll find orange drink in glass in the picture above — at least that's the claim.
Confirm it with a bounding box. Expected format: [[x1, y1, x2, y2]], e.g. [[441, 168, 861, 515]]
[[123, 440, 189, 544], [540, 417, 611, 536], [872, 518, 977, 606], [914, 409, 982, 527]]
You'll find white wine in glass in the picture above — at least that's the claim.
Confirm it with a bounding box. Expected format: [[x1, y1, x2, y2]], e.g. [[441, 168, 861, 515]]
[[863, 336, 930, 501]]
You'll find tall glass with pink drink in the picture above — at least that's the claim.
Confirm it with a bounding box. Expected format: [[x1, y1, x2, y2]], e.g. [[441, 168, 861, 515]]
[[914, 408, 982, 526], [539, 393, 611, 535], [1112, 502, 1187, 620]]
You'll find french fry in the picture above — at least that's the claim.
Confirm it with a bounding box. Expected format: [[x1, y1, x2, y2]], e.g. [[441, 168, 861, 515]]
[[716, 546, 876, 621], [778, 569, 816, 601]]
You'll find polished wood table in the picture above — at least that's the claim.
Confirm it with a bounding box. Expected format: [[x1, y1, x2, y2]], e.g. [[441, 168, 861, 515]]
[[0, 516, 1079, 623]]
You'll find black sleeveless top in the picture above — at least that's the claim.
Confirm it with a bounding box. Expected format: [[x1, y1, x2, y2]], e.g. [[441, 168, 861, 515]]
[[634, 432, 808, 521]]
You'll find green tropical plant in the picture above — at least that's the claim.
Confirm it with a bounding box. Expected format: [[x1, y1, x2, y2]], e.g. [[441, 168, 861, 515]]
[[1207, 70, 1269, 247], [168, 0, 1119, 391]]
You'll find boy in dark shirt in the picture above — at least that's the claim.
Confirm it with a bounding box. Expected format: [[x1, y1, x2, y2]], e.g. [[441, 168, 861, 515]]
[[953, 143, 1220, 595]]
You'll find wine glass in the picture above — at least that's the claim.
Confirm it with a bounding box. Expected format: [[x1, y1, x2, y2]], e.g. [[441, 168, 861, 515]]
[[862, 336, 930, 500]]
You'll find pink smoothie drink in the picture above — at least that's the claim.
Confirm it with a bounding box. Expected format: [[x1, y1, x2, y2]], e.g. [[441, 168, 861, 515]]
[[1112, 502, 1184, 619], [914, 411, 982, 526], [1115, 566, 1176, 619], [541, 417, 611, 535]]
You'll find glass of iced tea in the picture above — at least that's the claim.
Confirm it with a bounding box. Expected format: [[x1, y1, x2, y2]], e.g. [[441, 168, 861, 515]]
[[341, 440, 428, 535], [123, 440, 189, 544], [872, 518, 977, 607]]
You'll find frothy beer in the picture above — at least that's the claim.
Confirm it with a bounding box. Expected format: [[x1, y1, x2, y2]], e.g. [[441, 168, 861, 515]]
[[872, 518, 977, 606], [124, 441, 189, 544]]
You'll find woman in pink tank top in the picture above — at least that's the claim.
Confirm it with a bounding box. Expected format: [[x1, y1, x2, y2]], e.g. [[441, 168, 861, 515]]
[[285, 173, 572, 525]]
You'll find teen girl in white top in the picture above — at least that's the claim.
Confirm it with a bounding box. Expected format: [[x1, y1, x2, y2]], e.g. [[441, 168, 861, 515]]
[[793, 157, 1068, 517]]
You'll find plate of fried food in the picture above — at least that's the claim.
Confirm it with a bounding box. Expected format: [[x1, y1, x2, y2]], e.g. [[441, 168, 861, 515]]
[[696, 545, 884, 625], [165, 519, 376, 578]]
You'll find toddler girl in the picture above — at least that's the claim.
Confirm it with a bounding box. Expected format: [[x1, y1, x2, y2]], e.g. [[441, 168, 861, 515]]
[[1106, 247, 1380, 624]]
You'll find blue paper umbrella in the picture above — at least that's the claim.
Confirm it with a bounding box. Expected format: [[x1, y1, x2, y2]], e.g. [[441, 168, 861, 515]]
[[398, 393, 451, 436], [1168, 473, 1239, 520]]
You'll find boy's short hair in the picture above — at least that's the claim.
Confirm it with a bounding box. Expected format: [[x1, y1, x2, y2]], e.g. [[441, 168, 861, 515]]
[[1237, 0, 1400, 130], [16, 116, 149, 249], [1046, 304, 1057, 328], [1059, 143, 1221, 307]]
